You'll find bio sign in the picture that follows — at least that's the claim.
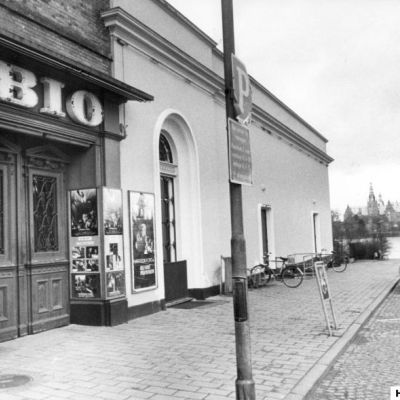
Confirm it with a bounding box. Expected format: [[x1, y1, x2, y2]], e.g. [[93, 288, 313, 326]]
[[232, 54, 252, 123], [0, 60, 103, 127]]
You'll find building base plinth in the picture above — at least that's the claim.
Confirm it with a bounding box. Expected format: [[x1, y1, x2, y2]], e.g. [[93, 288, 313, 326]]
[[70, 298, 128, 326]]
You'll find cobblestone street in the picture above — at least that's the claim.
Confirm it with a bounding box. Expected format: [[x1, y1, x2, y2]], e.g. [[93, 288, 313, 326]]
[[0, 260, 398, 400], [306, 276, 400, 400]]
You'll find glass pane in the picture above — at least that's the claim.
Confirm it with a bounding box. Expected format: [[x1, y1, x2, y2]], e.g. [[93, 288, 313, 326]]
[[33, 174, 58, 252], [160, 175, 176, 263], [159, 134, 173, 163]]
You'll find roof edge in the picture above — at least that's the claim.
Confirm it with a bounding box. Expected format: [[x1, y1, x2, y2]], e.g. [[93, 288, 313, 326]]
[[151, 0, 218, 48], [250, 77, 328, 144]]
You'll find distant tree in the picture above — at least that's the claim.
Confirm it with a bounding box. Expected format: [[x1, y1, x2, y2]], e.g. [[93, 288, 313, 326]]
[[343, 205, 354, 222], [331, 208, 390, 259], [331, 210, 343, 239]]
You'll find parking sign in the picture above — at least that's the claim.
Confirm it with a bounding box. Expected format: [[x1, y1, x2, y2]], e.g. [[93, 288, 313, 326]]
[[232, 54, 252, 123]]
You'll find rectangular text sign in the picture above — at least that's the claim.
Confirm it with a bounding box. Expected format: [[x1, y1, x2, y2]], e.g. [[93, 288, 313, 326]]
[[228, 118, 252, 185]]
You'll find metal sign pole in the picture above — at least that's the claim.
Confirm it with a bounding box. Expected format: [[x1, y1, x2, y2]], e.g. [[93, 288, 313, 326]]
[[221, 1, 255, 399]]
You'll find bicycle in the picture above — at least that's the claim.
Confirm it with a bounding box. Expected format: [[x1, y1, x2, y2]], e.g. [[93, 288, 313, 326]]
[[317, 250, 348, 273], [248, 253, 304, 288]]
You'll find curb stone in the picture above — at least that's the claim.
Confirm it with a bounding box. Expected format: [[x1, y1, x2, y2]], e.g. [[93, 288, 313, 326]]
[[283, 277, 400, 400]]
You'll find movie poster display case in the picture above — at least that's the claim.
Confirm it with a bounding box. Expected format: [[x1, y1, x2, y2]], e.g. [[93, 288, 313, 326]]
[[69, 187, 127, 326]]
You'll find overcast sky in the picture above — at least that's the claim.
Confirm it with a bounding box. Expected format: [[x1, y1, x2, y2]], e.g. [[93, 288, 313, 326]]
[[168, 0, 400, 214]]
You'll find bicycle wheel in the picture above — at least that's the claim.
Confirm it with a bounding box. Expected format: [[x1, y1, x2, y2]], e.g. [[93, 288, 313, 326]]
[[332, 258, 347, 272], [263, 266, 272, 285], [282, 266, 303, 288], [249, 265, 271, 287]]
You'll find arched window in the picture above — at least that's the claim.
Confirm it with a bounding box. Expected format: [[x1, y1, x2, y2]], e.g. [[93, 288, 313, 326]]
[[159, 133, 177, 263], [159, 133, 173, 163]]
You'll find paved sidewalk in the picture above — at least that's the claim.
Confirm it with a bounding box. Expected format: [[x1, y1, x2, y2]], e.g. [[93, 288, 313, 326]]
[[305, 281, 400, 399], [0, 260, 398, 400]]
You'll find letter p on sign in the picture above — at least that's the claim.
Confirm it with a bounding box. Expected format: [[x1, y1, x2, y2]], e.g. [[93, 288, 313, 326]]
[[232, 54, 252, 123]]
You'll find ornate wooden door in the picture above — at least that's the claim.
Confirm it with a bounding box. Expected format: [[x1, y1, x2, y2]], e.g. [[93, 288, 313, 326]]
[[0, 139, 70, 342], [24, 146, 70, 334]]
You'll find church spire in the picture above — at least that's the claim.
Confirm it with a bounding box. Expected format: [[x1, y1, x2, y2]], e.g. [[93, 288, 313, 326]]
[[367, 183, 379, 216], [369, 182, 375, 200]]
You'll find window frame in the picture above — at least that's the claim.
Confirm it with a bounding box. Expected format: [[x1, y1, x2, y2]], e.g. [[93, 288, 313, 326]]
[[28, 168, 67, 264]]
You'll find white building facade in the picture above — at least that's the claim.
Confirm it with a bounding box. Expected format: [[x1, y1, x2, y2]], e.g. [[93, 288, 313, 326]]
[[101, 0, 334, 316]]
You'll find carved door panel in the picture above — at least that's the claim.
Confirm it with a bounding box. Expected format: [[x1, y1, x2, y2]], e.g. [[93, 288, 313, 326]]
[[0, 144, 19, 342], [25, 148, 70, 334]]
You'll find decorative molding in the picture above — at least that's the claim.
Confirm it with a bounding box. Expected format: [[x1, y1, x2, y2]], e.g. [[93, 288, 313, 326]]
[[0, 286, 8, 321], [101, 8, 224, 98], [51, 278, 63, 310], [0, 136, 20, 164], [160, 161, 177, 177], [28, 267, 67, 275], [26, 262, 68, 275], [0, 104, 97, 148], [37, 280, 49, 313], [25, 157, 66, 171], [0, 265, 26, 277], [0, 151, 14, 163], [252, 104, 334, 166], [0, 271, 13, 278], [24, 144, 70, 172]]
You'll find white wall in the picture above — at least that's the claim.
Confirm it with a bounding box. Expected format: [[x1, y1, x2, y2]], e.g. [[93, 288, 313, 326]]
[[105, 2, 334, 308], [116, 41, 232, 306], [243, 125, 332, 268]]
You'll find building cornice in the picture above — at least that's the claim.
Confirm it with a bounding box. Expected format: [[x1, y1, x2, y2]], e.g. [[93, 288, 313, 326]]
[[193, 39, 329, 145], [250, 79, 328, 144], [252, 104, 334, 165], [102, 7, 224, 98]]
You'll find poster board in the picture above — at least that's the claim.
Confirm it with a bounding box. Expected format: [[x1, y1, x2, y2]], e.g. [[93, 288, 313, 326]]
[[69, 187, 126, 300], [103, 188, 125, 298], [129, 191, 157, 292], [70, 188, 101, 298], [315, 261, 338, 336]]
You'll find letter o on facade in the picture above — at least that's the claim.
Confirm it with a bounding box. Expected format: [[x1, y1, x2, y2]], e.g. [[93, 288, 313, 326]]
[[66, 90, 103, 127]]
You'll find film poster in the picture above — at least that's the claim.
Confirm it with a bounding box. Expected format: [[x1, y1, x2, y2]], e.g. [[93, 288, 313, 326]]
[[315, 261, 338, 335], [315, 263, 330, 300], [70, 188, 98, 237], [103, 188, 123, 235], [129, 191, 156, 291], [105, 235, 125, 298], [70, 236, 101, 298], [106, 271, 125, 297], [72, 273, 101, 299]]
